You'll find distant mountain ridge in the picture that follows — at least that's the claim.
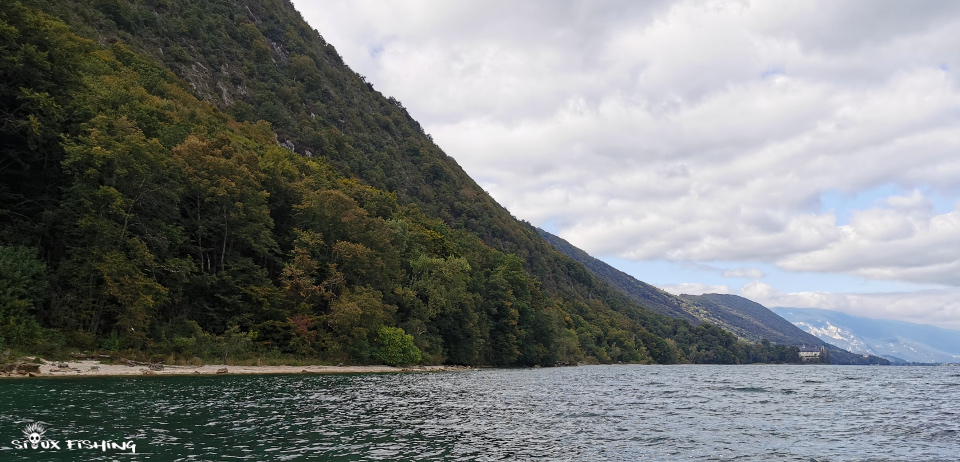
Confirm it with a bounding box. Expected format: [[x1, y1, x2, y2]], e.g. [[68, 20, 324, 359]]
[[537, 229, 889, 365], [537, 229, 818, 344], [773, 307, 960, 363]]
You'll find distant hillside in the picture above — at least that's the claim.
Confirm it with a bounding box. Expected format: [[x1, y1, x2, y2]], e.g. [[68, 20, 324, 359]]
[[536, 229, 699, 323], [538, 229, 819, 343], [687, 296, 890, 365], [537, 230, 889, 365], [679, 294, 823, 345], [773, 307, 960, 364]]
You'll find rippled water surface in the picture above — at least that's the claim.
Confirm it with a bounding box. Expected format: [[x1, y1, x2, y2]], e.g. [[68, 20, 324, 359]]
[[1, 365, 958, 461]]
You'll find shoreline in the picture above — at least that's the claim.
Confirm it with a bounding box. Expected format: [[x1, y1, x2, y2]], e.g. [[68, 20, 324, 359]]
[[1, 360, 473, 379]]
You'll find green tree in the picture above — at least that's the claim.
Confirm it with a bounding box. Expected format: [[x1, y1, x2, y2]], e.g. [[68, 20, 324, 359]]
[[0, 3, 92, 243], [321, 286, 393, 362], [173, 134, 276, 273], [0, 246, 47, 348], [54, 116, 176, 344], [374, 326, 421, 366], [0, 246, 46, 316]]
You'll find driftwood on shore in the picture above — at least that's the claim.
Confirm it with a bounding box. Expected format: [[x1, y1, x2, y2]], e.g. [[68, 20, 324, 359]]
[[71, 354, 114, 360], [119, 358, 165, 369], [0, 362, 41, 376], [71, 354, 165, 370]]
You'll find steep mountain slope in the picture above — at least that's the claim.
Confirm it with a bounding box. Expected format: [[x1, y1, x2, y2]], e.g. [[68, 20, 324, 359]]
[[773, 307, 960, 363], [26, 0, 695, 317], [536, 229, 699, 323], [680, 294, 825, 345], [30, 0, 590, 299], [0, 0, 803, 366]]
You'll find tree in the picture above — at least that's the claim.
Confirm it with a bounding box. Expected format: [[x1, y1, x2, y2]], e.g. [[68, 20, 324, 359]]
[[54, 116, 175, 343], [0, 246, 46, 316], [279, 229, 329, 314], [374, 326, 421, 366], [173, 135, 275, 273], [0, 246, 46, 348], [0, 3, 92, 243], [321, 286, 393, 362]]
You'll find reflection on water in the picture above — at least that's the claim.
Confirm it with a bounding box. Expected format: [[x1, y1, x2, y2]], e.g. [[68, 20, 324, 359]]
[[0, 365, 958, 461]]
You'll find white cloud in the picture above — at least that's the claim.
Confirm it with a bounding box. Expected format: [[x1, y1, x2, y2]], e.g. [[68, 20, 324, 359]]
[[722, 268, 765, 279], [778, 200, 960, 285], [658, 283, 731, 296], [740, 281, 783, 301], [740, 282, 960, 331], [885, 189, 932, 211]]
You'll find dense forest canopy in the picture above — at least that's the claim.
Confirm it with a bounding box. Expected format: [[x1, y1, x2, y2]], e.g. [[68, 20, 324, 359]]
[[0, 0, 803, 366]]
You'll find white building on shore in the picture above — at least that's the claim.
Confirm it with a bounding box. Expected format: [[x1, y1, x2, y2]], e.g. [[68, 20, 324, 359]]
[[799, 346, 822, 361]]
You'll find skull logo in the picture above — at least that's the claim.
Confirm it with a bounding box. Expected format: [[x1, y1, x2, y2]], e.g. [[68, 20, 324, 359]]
[[22, 423, 46, 449]]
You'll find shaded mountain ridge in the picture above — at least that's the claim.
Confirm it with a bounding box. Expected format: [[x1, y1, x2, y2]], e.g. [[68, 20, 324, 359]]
[[536, 229, 816, 344], [537, 229, 889, 365]]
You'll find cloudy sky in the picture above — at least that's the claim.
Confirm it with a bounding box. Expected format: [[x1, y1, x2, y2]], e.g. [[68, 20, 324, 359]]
[[292, 0, 960, 329]]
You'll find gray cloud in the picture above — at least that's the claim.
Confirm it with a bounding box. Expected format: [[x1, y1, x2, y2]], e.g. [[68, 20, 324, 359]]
[[659, 282, 731, 296], [722, 268, 765, 279]]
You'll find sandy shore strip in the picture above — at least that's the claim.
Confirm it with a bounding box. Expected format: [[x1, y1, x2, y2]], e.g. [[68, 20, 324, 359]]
[[1, 360, 472, 378]]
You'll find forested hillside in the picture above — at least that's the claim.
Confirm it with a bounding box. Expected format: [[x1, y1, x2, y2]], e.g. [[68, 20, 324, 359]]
[[0, 0, 800, 366], [537, 229, 701, 323]]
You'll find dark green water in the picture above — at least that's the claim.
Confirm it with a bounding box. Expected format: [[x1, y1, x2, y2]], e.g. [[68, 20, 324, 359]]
[[0, 365, 958, 461]]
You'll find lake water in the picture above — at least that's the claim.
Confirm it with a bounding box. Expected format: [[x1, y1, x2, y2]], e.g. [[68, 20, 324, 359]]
[[0, 365, 958, 461]]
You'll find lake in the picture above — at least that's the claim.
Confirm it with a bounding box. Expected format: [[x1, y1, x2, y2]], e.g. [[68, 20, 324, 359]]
[[0, 365, 957, 461]]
